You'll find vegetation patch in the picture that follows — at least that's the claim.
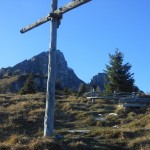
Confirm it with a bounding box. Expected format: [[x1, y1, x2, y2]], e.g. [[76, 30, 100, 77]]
[[0, 92, 150, 149]]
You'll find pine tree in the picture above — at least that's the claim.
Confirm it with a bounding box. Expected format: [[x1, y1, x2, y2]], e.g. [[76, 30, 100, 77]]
[[78, 83, 87, 96], [19, 74, 35, 95], [104, 49, 135, 93]]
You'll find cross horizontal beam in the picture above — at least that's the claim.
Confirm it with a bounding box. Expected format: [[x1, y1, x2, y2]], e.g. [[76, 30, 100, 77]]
[[54, 0, 91, 15], [20, 14, 51, 33], [20, 0, 91, 33]]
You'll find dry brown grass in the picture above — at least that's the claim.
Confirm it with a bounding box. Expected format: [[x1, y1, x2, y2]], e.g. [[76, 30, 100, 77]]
[[0, 76, 18, 86], [128, 135, 150, 150], [0, 92, 150, 149]]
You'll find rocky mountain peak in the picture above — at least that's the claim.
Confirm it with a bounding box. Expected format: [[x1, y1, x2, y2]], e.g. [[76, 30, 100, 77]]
[[0, 50, 83, 93], [90, 73, 106, 91]]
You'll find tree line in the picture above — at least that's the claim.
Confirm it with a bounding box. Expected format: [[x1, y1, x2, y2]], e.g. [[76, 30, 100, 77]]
[[78, 49, 140, 95], [20, 49, 140, 95]]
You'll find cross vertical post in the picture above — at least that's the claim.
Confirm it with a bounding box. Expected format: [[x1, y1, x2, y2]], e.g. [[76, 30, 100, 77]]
[[20, 0, 92, 137], [44, 0, 58, 137]]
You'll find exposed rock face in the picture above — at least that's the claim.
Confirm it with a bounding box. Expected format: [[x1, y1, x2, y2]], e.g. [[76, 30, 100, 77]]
[[0, 50, 83, 93], [90, 73, 106, 91]]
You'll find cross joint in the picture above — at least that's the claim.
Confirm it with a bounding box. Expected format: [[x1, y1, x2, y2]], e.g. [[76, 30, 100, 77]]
[[49, 13, 62, 20]]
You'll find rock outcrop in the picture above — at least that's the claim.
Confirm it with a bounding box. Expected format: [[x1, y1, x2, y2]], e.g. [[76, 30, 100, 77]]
[[90, 73, 106, 91], [0, 50, 83, 93]]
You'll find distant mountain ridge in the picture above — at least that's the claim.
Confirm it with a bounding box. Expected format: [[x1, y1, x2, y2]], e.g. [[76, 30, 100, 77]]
[[0, 50, 84, 93]]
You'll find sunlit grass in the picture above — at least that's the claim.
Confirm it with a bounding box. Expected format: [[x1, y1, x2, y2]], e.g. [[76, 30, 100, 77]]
[[0, 92, 150, 149]]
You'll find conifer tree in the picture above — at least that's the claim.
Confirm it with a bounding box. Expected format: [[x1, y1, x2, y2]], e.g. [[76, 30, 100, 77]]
[[19, 74, 35, 94], [104, 49, 134, 93], [78, 83, 87, 96]]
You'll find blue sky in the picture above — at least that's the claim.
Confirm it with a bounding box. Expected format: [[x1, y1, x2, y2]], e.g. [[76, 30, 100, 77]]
[[0, 0, 150, 93]]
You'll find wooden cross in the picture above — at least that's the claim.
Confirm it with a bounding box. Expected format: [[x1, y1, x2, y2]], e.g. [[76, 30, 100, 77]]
[[20, 0, 91, 137]]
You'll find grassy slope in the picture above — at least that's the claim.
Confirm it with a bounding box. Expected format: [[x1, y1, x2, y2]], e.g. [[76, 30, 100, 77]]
[[0, 92, 150, 150]]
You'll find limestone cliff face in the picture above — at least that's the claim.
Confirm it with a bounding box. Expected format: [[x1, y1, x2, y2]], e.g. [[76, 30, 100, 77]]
[[90, 73, 106, 91], [0, 50, 83, 93]]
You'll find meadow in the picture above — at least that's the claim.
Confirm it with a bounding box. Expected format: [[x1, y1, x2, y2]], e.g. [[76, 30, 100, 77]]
[[0, 91, 150, 149]]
